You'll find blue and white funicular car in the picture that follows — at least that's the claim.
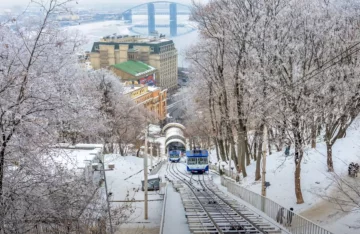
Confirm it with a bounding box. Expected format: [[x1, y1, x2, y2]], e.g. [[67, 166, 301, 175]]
[[186, 149, 209, 173], [169, 150, 181, 163]]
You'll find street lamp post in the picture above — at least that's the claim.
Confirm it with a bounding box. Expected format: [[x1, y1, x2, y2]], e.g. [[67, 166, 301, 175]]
[[150, 142, 153, 169]]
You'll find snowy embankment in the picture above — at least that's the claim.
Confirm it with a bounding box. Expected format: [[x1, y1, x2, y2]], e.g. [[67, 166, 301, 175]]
[[209, 121, 360, 233], [104, 155, 166, 234]]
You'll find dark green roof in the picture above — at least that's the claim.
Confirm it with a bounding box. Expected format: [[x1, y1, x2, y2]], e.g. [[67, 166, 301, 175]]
[[91, 40, 174, 54], [112, 60, 155, 76]]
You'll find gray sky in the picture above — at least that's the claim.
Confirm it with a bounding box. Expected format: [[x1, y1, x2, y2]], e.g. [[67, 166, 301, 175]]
[[0, 0, 207, 9]]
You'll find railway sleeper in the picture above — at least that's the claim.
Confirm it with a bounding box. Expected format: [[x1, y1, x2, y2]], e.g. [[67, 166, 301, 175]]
[[192, 231, 219, 234]]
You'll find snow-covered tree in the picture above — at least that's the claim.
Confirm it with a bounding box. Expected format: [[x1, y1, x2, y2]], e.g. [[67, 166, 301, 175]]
[[0, 0, 144, 232], [186, 0, 360, 204]]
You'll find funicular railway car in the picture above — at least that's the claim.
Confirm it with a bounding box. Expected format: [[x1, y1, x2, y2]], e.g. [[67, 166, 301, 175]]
[[168, 142, 186, 163], [186, 149, 209, 173], [169, 149, 181, 162]]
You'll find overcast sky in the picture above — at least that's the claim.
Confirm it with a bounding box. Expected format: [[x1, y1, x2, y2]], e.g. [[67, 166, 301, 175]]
[[0, 0, 208, 8]]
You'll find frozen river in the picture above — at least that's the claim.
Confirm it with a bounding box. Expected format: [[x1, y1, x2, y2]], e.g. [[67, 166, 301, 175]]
[[66, 15, 199, 68]]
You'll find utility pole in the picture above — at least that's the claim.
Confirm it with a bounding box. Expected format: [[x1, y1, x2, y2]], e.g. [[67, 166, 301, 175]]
[[150, 142, 153, 169], [98, 155, 113, 234], [144, 125, 149, 220], [261, 125, 268, 197]]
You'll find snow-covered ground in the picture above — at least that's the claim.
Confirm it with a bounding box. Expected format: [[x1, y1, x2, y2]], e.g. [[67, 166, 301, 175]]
[[162, 182, 191, 234], [104, 153, 167, 234], [209, 121, 360, 233]]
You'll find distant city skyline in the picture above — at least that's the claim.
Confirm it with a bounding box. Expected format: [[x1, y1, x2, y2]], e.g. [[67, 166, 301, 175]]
[[0, 0, 208, 9]]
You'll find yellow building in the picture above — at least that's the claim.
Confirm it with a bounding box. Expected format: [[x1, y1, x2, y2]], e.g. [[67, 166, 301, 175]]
[[90, 35, 178, 91], [124, 85, 167, 121]]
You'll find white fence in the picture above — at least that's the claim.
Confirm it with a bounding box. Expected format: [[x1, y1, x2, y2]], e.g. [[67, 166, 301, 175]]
[[220, 177, 333, 234]]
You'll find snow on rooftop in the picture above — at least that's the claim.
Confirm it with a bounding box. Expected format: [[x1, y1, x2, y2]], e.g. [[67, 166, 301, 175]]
[[47, 144, 103, 170], [149, 124, 161, 135], [49, 147, 102, 169], [137, 38, 171, 44], [147, 86, 160, 92], [142, 174, 160, 181], [122, 85, 143, 94]]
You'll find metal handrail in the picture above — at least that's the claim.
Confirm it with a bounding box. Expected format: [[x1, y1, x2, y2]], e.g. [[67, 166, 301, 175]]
[[158, 183, 168, 234], [150, 160, 166, 175], [220, 176, 333, 234]]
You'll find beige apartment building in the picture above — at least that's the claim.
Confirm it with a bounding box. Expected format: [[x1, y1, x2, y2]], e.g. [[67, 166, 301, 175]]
[[90, 35, 178, 91]]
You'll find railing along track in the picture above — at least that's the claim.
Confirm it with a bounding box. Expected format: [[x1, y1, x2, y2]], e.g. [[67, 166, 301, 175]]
[[166, 163, 281, 234]]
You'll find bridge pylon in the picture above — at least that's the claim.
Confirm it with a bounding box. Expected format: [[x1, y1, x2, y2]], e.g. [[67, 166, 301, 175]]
[[169, 3, 177, 36], [148, 3, 156, 34]]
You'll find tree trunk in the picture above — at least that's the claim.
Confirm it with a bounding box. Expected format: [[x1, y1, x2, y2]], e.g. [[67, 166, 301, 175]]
[[136, 148, 141, 157], [108, 143, 114, 154], [311, 121, 317, 148], [225, 139, 230, 161], [245, 134, 251, 166], [317, 121, 322, 136], [294, 163, 304, 204], [119, 145, 124, 156], [218, 138, 226, 161], [255, 124, 264, 181], [253, 131, 258, 161], [231, 142, 238, 172], [326, 141, 334, 172], [0, 148, 5, 198], [238, 130, 247, 178], [279, 119, 286, 151], [214, 137, 220, 161], [267, 128, 272, 155], [293, 124, 304, 204]]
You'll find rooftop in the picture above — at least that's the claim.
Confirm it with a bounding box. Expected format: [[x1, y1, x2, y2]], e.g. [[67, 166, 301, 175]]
[[186, 150, 209, 157], [123, 85, 143, 94], [91, 39, 175, 53], [113, 60, 156, 77]]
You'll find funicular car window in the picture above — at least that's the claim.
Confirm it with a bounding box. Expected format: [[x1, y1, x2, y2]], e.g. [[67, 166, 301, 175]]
[[187, 158, 197, 165], [198, 157, 208, 164]]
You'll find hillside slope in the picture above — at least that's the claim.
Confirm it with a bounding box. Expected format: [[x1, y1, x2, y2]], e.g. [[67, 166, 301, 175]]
[[209, 120, 360, 233]]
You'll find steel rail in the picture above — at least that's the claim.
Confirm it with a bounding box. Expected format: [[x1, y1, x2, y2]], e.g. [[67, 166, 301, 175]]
[[199, 174, 267, 233], [174, 164, 264, 233], [170, 164, 224, 234], [167, 163, 223, 233]]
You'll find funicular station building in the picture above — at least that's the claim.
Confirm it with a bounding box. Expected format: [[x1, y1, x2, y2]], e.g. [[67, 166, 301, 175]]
[[162, 123, 186, 157]]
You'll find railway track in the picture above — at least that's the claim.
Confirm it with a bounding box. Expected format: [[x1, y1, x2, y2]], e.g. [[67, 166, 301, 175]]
[[166, 163, 282, 234]]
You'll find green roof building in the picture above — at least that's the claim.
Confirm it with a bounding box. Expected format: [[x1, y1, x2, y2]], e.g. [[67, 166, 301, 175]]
[[90, 36, 178, 91], [111, 60, 157, 86], [112, 60, 156, 77]]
